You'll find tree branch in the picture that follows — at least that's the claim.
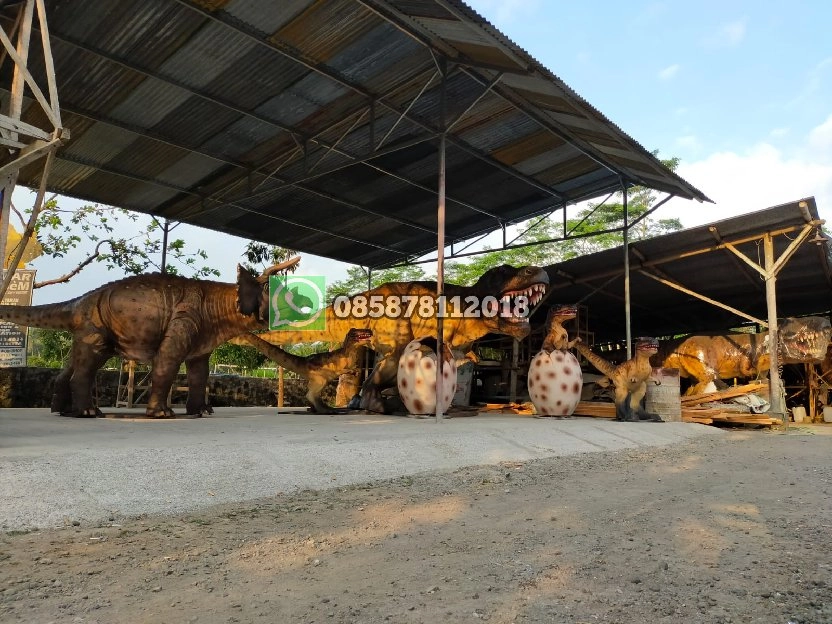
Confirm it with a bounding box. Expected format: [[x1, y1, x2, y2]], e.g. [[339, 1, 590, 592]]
[[34, 239, 114, 288]]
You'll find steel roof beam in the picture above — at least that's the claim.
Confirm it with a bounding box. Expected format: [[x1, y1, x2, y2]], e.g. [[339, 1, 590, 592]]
[[51, 153, 411, 258], [47, 28, 508, 225], [174, 0, 567, 203]]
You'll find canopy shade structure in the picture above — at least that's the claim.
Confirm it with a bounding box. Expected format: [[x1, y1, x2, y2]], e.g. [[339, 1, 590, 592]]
[[1, 0, 708, 269], [541, 197, 832, 345]]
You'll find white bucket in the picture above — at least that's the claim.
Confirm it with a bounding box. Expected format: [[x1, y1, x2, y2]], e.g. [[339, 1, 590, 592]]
[[823, 406, 832, 423], [792, 406, 806, 423]]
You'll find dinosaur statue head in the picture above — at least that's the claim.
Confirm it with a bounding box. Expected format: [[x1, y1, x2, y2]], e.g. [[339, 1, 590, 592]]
[[236, 256, 302, 322], [634, 336, 659, 356], [778, 316, 832, 362], [548, 303, 578, 322], [343, 327, 373, 349], [472, 265, 549, 339]]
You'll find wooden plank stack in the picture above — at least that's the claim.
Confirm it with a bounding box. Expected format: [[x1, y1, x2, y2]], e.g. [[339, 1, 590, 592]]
[[573, 381, 781, 427]]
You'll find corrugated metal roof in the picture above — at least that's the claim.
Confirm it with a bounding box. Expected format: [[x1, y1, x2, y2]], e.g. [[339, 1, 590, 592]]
[[538, 198, 832, 345], [2, 0, 711, 268]]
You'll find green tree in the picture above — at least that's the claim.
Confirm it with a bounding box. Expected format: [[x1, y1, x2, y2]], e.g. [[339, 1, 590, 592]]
[[17, 197, 220, 287], [26, 327, 72, 367], [210, 342, 268, 372], [240, 242, 299, 275], [327, 264, 428, 300]]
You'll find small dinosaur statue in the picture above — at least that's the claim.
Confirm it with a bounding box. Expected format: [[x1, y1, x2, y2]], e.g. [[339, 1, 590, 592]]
[[237, 328, 372, 414], [575, 337, 663, 422], [243, 265, 549, 413], [540, 304, 580, 351], [0, 257, 299, 418]]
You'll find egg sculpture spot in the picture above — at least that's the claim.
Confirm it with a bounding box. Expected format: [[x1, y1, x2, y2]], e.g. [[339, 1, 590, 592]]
[[527, 349, 583, 417], [396, 337, 458, 416]]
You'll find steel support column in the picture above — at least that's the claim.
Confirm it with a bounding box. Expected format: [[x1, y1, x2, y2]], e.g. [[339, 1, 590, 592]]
[[435, 61, 447, 423], [435, 136, 447, 421], [622, 183, 632, 359]]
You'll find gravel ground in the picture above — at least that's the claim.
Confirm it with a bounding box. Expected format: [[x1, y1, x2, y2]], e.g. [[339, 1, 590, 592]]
[[1, 425, 830, 623]]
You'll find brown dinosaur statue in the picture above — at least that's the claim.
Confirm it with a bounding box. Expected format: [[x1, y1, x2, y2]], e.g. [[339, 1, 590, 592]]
[[241, 265, 549, 413], [653, 316, 832, 395], [541, 304, 580, 351], [237, 328, 372, 414], [0, 258, 300, 418], [576, 337, 663, 422]]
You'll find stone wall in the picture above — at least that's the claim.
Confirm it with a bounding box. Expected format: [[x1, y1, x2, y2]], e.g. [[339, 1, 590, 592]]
[[0, 367, 326, 409]]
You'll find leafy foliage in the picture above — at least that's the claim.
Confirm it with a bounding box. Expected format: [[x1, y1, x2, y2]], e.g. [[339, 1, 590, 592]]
[[327, 264, 428, 300], [20, 197, 220, 286], [241, 242, 299, 275], [26, 327, 72, 367], [210, 342, 268, 372]]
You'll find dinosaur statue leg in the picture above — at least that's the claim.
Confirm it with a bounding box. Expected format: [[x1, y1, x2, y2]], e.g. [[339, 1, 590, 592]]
[[360, 350, 401, 414], [335, 372, 361, 408], [184, 354, 213, 417], [629, 382, 663, 422], [64, 336, 112, 417], [305, 371, 339, 414], [613, 385, 634, 421], [147, 317, 198, 418], [51, 364, 74, 414]]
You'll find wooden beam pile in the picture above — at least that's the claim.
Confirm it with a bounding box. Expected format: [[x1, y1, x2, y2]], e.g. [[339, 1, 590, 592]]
[[573, 381, 781, 427]]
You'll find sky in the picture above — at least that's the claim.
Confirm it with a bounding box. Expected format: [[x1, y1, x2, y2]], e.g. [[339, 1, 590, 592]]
[[14, 0, 832, 304]]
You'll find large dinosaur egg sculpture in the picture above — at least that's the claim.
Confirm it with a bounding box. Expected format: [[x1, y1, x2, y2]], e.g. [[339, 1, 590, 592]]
[[527, 349, 583, 417], [397, 337, 457, 415]]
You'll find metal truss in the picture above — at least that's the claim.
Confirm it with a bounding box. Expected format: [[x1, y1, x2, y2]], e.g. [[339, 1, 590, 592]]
[[0, 0, 68, 299]]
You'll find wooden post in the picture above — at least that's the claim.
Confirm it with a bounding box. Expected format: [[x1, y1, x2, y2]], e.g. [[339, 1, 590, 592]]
[[126, 360, 135, 408], [0, 0, 32, 279], [277, 366, 284, 409], [807, 363, 817, 423], [509, 338, 519, 402], [622, 183, 632, 359], [763, 233, 786, 424], [435, 131, 446, 422]]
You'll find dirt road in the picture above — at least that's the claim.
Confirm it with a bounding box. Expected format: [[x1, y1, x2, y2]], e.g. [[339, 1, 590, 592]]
[[1, 426, 830, 623]]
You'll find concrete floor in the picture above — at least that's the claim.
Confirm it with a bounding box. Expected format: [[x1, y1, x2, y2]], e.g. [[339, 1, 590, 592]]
[[0, 407, 722, 531]]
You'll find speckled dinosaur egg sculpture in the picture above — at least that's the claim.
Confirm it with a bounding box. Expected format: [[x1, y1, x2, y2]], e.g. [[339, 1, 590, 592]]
[[527, 349, 583, 417], [397, 337, 457, 415]]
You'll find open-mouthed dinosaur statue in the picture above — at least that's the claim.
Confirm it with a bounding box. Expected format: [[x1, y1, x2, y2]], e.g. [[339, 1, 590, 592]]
[[540, 304, 580, 351], [0, 258, 300, 418], [653, 316, 832, 395], [238, 328, 372, 414], [576, 337, 663, 422], [244, 265, 549, 413]]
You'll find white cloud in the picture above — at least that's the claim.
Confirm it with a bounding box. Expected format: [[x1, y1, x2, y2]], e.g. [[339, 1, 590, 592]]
[[703, 17, 747, 49], [786, 57, 832, 108], [769, 127, 790, 138], [808, 113, 832, 154], [663, 141, 832, 228], [675, 134, 700, 150], [658, 64, 680, 80]]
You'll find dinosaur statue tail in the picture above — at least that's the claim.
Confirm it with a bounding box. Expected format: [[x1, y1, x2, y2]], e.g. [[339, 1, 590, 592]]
[[237, 333, 309, 376], [574, 342, 617, 378], [0, 302, 77, 330]]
